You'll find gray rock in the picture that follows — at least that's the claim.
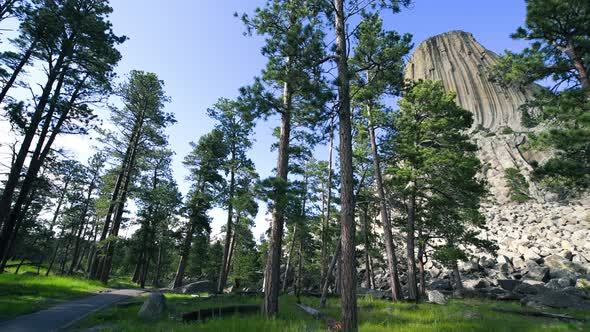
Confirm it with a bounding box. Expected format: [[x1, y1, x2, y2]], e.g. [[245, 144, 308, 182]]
[[138, 292, 166, 321], [463, 279, 490, 289], [460, 311, 482, 319], [20, 271, 38, 276], [522, 290, 590, 310], [576, 278, 590, 289], [426, 290, 448, 305], [549, 268, 578, 281], [497, 279, 520, 291], [524, 265, 550, 282], [546, 278, 574, 290], [357, 288, 391, 300], [544, 255, 576, 271], [180, 280, 213, 294], [430, 279, 452, 291]]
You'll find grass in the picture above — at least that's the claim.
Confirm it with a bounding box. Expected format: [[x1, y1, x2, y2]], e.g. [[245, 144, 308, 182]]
[[0, 261, 139, 321], [67, 293, 589, 332]]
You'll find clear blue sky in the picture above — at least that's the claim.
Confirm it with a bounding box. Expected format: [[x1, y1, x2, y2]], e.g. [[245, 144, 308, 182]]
[[104, 0, 530, 237]]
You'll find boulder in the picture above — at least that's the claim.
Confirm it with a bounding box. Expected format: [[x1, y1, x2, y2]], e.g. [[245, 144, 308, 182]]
[[575, 278, 590, 289], [426, 290, 448, 305], [522, 290, 590, 310], [357, 288, 391, 300], [524, 265, 550, 282], [429, 279, 452, 291], [463, 279, 490, 289], [138, 292, 166, 321], [549, 269, 578, 281], [497, 279, 520, 291], [181, 280, 213, 294], [546, 278, 574, 290], [496, 263, 513, 275], [544, 255, 576, 271]]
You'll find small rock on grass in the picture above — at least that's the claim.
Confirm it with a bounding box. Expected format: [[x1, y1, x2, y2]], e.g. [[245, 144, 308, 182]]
[[426, 290, 449, 305], [460, 311, 482, 319], [138, 292, 167, 321]]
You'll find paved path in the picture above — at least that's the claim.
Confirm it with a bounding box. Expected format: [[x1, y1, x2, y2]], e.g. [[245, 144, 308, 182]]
[[0, 289, 146, 332]]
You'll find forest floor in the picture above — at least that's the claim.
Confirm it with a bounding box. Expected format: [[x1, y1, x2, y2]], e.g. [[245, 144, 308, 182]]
[[67, 293, 590, 332], [0, 261, 138, 321]]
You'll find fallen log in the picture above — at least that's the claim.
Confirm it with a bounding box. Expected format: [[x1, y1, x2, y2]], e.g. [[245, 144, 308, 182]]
[[182, 304, 260, 322], [492, 307, 582, 321], [296, 303, 341, 331]]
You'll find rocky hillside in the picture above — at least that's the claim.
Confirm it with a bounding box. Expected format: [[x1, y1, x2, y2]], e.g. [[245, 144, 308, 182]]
[[374, 31, 590, 308]]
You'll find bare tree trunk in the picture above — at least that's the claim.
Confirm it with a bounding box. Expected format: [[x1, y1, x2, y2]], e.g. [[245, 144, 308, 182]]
[[418, 245, 426, 298], [362, 206, 372, 289], [320, 241, 340, 308], [132, 254, 142, 283], [453, 260, 463, 291], [368, 106, 402, 301], [218, 163, 236, 292], [153, 243, 163, 287], [68, 183, 94, 275], [282, 224, 298, 292], [263, 81, 292, 316], [334, 0, 357, 329], [321, 124, 334, 286], [295, 239, 303, 302], [139, 256, 150, 289], [406, 193, 418, 302], [224, 219, 237, 281], [46, 230, 65, 276], [14, 257, 25, 274], [0, 44, 70, 245]]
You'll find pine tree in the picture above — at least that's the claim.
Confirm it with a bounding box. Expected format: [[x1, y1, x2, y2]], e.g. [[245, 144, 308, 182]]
[[239, 0, 328, 315], [491, 0, 590, 194]]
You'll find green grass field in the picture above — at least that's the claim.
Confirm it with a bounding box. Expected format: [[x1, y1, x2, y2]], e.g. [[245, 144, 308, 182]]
[[0, 262, 137, 321], [67, 293, 589, 332]]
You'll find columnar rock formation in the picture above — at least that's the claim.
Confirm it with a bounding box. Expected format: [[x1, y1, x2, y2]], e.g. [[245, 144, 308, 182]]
[[368, 31, 590, 308], [404, 30, 546, 203], [405, 30, 530, 132]]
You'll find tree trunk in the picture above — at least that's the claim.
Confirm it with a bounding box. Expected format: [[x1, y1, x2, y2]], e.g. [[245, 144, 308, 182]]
[[99, 112, 145, 283], [224, 218, 237, 280], [562, 43, 590, 94], [334, 0, 357, 329], [218, 166, 235, 292], [173, 218, 197, 288], [0, 70, 81, 268], [139, 255, 150, 289], [453, 260, 463, 291], [320, 240, 340, 308], [59, 231, 73, 275], [295, 238, 303, 302], [282, 224, 298, 292], [0, 41, 35, 105], [368, 106, 402, 301], [406, 193, 418, 302], [263, 81, 291, 316], [321, 124, 334, 286], [14, 257, 26, 274], [46, 230, 65, 276], [0, 42, 71, 243], [0, 185, 37, 271], [68, 182, 95, 275], [362, 206, 372, 289], [417, 244, 426, 298], [153, 243, 163, 287]]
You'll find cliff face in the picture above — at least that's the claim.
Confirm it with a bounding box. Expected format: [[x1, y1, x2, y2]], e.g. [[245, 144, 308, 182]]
[[404, 31, 545, 203], [405, 31, 532, 132]]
